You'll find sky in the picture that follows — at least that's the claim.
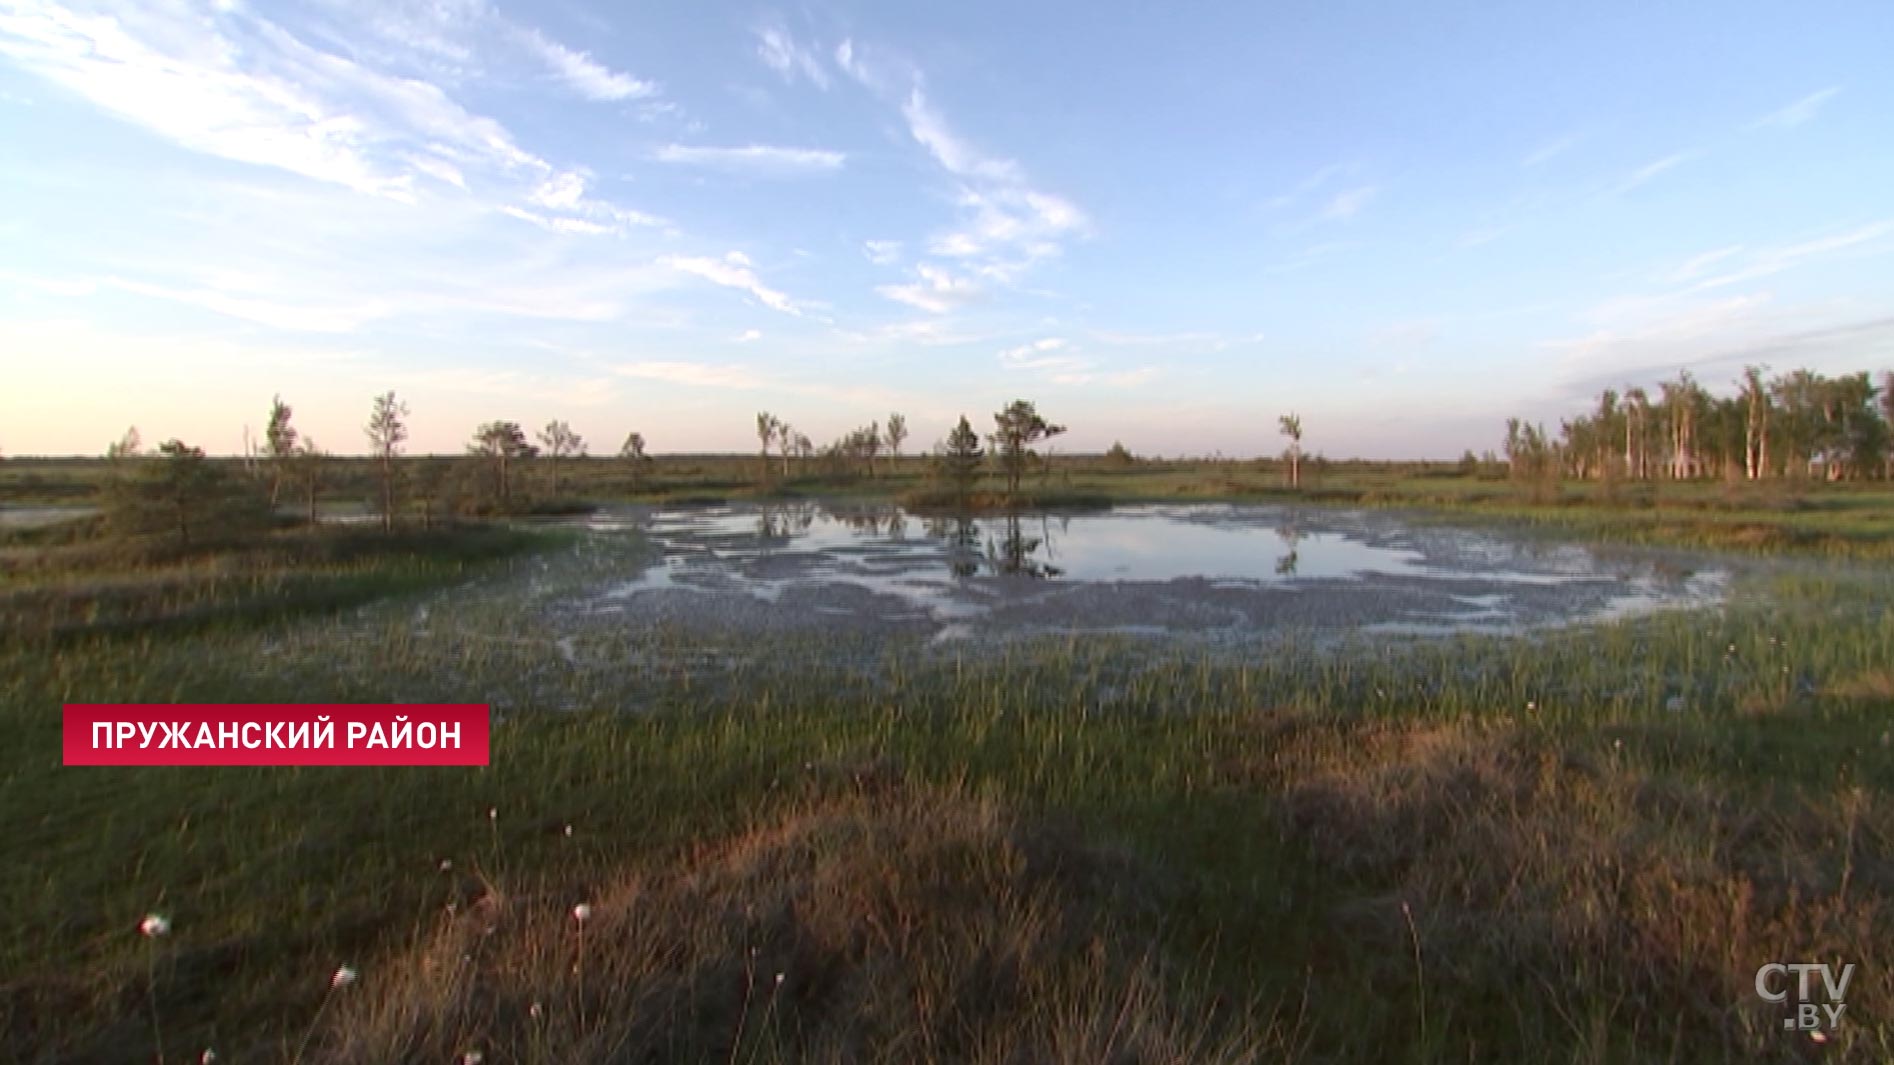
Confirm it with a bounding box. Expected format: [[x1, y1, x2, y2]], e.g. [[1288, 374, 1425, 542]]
[[1, 0, 1891, 459]]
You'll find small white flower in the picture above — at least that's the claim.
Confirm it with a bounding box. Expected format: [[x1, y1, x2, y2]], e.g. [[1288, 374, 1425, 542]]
[[564, 824, 574, 837], [572, 903, 593, 923], [140, 914, 170, 938], [774, 972, 785, 986], [530, 1002, 544, 1021], [1809, 1028, 1829, 1044], [438, 859, 454, 872], [201, 1051, 217, 1064], [1525, 701, 1537, 712], [1612, 738, 1623, 751], [461, 1051, 484, 1064], [488, 807, 498, 821], [331, 965, 358, 989]]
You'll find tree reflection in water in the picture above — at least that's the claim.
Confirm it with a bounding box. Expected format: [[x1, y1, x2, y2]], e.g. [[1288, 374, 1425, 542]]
[[1275, 513, 1302, 576], [756, 500, 818, 540], [985, 510, 1063, 579], [949, 515, 982, 578], [826, 502, 904, 537]]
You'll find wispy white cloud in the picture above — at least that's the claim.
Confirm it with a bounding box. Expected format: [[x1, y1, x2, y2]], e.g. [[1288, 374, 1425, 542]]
[[999, 336, 1089, 380], [753, 23, 829, 89], [1750, 86, 1841, 129], [319, 0, 489, 70], [1613, 152, 1692, 194], [1688, 221, 1892, 291], [0, 0, 678, 243], [519, 27, 655, 101], [0, 0, 561, 206], [407, 153, 468, 188], [893, 84, 1088, 282], [835, 317, 996, 348], [653, 144, 845, 173], [661, 252, 804, 316], [735, 328, 762, 343], [1541, 294, 1894, 406], [515, 170, 664, 231], [998, 336, 1072, 364], [1661, 245, 1744, 284], [0, 1, 430, 199], [1265, 163, 1350, 210], [1265, 165, 1380, 230], [862, 239, 903, 265], [1522, 133, 1580, 167], [1320, 185, 1377, 221], [996, 336, 1158, 387], [832, 37, 872, 87], [877, 263, 981, 314], [1546, 293, 1775, 382], [902, 86, 1021, 184]]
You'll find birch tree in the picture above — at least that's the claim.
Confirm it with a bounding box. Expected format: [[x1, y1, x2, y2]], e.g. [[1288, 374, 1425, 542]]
[[365, 391, 409, 531], [1279, 413, 1303, 488]]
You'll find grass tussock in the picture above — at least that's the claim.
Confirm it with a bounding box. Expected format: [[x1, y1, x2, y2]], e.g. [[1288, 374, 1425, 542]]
[[315, 783, 1282, 1065], [1261, 712, 1891, 1060], [0, 525, 548, 641]]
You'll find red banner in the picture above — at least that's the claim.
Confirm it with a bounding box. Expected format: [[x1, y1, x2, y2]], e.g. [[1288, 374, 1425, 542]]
[[62, 704, 490, 766]]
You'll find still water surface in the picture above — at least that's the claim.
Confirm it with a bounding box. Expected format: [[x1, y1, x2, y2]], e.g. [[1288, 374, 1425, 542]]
[[574, 502, 1727, 639]]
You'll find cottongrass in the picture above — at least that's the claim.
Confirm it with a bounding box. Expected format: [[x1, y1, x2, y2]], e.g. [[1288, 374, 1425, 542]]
[[291, 965, 359, 1064], [307, 782, 1289, 1064], [140, 913, 170, 1064]]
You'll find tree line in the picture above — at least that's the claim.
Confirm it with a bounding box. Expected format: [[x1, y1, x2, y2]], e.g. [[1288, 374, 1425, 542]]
[[90, 390, 1321, 544], [1505, 366, 1894, 486], [750, 411, 910, 482], [98, 392, 666, 543]]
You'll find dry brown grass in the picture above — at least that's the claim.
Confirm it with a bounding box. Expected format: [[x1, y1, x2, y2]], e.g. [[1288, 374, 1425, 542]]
[[1255, 711, 1890, 1061], [1826, 669, 1894, 704], [311, 779, 1290, 1064]]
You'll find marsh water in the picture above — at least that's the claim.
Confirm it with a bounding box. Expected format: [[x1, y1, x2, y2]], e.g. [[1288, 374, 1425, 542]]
[[560, 502, 1729, 642], [0, 505, 95, 529]]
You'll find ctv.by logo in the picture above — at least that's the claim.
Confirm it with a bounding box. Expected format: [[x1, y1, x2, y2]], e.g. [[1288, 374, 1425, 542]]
[[1755, 962, 1854, 1034]]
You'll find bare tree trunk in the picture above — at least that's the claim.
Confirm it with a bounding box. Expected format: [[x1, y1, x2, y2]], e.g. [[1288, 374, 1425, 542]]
[[379, 455, 394, 531]]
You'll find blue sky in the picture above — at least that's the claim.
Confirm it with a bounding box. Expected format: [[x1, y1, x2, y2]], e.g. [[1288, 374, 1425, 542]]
[[1, 0, 1891, 458]]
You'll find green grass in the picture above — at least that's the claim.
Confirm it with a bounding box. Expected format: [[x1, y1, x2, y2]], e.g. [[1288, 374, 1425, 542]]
[[2, 522, 1891, 1061], [3, 474, 1893, 1060], [0, 524, 550, 643]]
